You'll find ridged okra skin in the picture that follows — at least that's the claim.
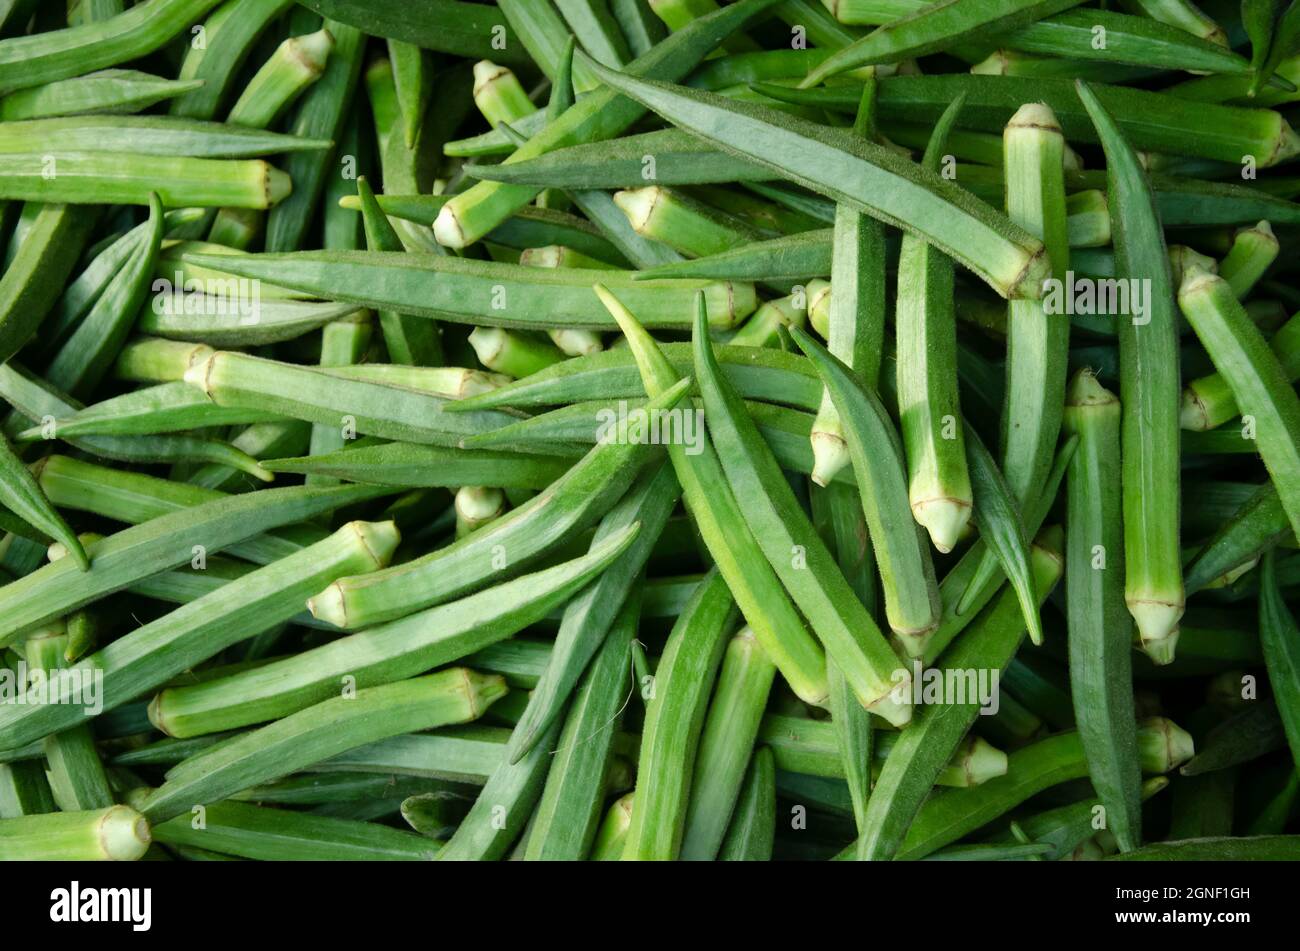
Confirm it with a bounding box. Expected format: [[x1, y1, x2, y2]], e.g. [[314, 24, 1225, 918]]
[[0, 0, 1296, 869]]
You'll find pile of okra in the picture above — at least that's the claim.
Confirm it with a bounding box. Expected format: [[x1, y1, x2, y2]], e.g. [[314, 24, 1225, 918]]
[[0, 0, 1298, 864]]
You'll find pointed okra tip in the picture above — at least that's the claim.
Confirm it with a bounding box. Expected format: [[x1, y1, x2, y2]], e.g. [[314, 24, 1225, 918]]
[[593, 282, 672, 389], [45, 529, 90, 572]]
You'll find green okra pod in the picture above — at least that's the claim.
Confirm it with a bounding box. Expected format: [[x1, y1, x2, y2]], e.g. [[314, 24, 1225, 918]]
[[141, 669, 506, 824], [622, 569, 738, 860], [0, 804, 150, 860], [1063, 369, 1142, 852], [1078, 79, 1185, 666]]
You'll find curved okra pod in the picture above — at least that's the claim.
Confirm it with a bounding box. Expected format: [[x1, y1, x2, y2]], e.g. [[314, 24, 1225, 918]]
[[0, 204, 96, 367], [140, 669, 506, 824], [1180, 267, 1300, 540], [436, 715, 560, 862], [145, 523, 641, 738], [893, 94, 972, 553], [852, 528, 1063, 860], [622, 569, 738, 860], [505, 464, 677, 763], [41, 208, 206, 358], [180, 249, 755, 330], [0, 0, 225, 94], [0, 70, 204, 120], [582, 57, 1049, 300], [694, 301, 913, 723], [1063, 369, 1142, 853], [0, 517, 398, 749], [595, 286, 831, 707], [0, 435, 87, 570], [44, 192, 164, 398], [182, 349, 517, 447], [809, 80, 887, 487], [678, 626, 776, 860], [306, 378, 692, 630], [0, 482, 388, 650], [432, 0, 786, 249], [526, 593, 640, 861], [0, 805, 151, 861], [262, 442, 571, 491], [791, 326, 941, 656], [1077, 79, 1185, 666], [801, 0, 1085, 86], [717, 746, 775, 861]]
